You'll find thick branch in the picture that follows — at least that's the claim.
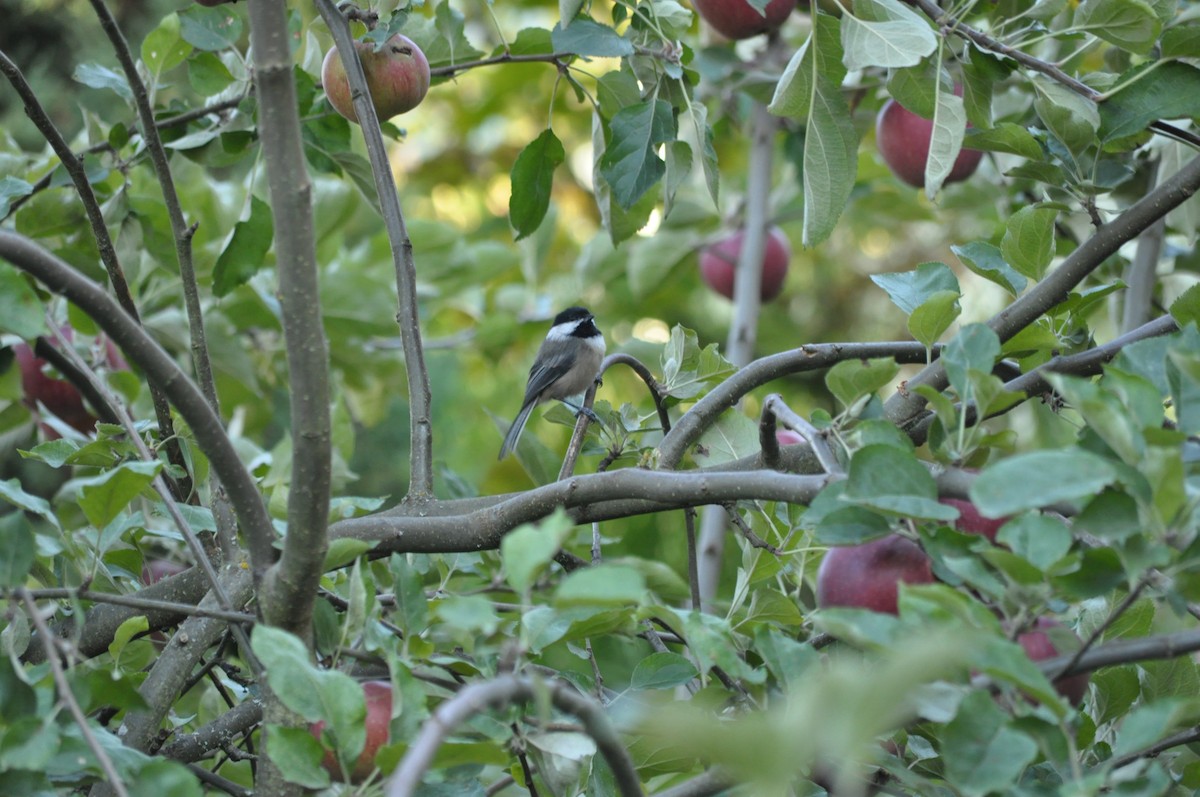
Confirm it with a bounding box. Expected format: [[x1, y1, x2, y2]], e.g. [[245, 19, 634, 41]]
[[162, 699, 264, 763], [315, 0, 434, 499], [883, 153, 1200, 427], [0, 231, 276, 577], [247, 0, 331, 638], [332, 469, 832, 553], [386, 674, 642, 797]]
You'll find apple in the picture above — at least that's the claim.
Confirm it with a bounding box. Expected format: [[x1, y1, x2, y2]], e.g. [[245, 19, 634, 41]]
[[13, 330, 127, 440], [816, 534, 935, 615], [875, 93, 983, 188], [693, 0, 797, 40], [940, 498, 1007, 542], [776, 429, 804, 446], [141, 559, 187, 585], [699, 226, 791, 302], [1017, 618, 1090, 705], [322, 35, 430, 124], [310, 680, 393, 783]]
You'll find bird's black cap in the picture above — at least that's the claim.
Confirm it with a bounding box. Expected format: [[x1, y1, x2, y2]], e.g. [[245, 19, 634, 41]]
[[553, 306, 592, 325]]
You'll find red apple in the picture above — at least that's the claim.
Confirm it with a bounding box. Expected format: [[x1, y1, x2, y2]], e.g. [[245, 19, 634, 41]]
[[699, 226, 791, 302], [693, 0, 797, 40], [14, 330, 127, 440], [141, 559, 187, 585], [875, 92, 983, 188], [322, 35, 430, 124], [310, 680, 393, 783], [939, 498, 1007, 542], [776, 429, 804, 446], [816, 534, 935, 615], [1017, 618, 1090, 705]]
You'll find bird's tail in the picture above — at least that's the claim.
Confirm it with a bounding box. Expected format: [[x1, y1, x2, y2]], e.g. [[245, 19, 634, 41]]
[[498, 401, 537, 459]]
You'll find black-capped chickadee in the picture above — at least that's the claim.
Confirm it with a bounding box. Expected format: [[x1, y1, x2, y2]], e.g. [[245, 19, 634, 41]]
[[498, 306, 606, 459]]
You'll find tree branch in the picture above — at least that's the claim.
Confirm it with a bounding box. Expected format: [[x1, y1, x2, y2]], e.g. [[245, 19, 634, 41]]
[[884, 153, 1200, 427], [658, 342, 934, 469], [315, 0, 435, 499], [246, 0, 332, 639], [385, 674, 642, 797], [162, 699, 264, 763], [0, 231, 277, 578]]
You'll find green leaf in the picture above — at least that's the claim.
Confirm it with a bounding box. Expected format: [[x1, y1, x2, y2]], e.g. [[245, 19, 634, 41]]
[[1112, 699, 1200, 758], [1001, 205, 1057, 280], [322, 538, 372, 571], [213, 195, 273, 297], [1032, 76, 1099, 154], [501, 510, 573, 594], [178, 4, 244, 52], [510, 129, 565, 241], [843, 445, 958, 519], [251, 627, 367, 764], [599, 100, 674, 210], [266, 725, 330, 789], [963, 123, 1044, 158], [1075, 0, 1162, 54], [0, 261, 46, 339], [925, 85, 968, 197], [187, 51, 234, 96], [77, 461, 162, 529], [769, 13, 858, 247], [0, 176, 33, 219], [0, 519, 34, 589], [0, 480, 60, 528], [1171, 284, 1200, 328], [908, 290, 961, 348], [970, 450, 1118, 516], [685, 102, 720, 210], [1100, 62, 1200, 141], [825, 357, 900, 408], [871, 261, 960, 315], [942, 323, 1000, 398], [693, 408, 759, 466], [1161, 24, 1200, 58], [630, 652, 699, 690], [389, 554, 429, 637], [942, 691, 1039, 794], [952, 241, 1027, 296], [840, 0, 936, 70], [551, 19, 634, 57], [555, 564, 646, 607], [995, 514, 1071, 570], [141, 13, 191, 75], [72, 63, 132, 101]]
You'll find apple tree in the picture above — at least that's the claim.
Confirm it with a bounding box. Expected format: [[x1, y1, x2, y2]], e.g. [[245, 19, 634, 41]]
[[1, 0, 1200, 794]]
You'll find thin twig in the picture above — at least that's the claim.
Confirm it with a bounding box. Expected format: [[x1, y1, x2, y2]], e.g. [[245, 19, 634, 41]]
[[430, 51, 575, 78], [316, 0, 434, 499], [722, 504, 781, 554], [18, 590, 132, 797], [14, 588, 254, 626]]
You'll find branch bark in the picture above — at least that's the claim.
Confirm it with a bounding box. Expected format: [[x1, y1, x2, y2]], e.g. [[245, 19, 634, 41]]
[[247, 0, 332, 640]]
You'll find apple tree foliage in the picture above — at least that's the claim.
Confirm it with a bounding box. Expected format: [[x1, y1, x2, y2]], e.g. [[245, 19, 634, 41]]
[[1, 0, 1200, 794]]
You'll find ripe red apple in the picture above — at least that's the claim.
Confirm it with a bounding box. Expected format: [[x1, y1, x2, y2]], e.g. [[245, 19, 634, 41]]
[[816, 534, 935, 615], [939, 498, 1007, 542], [141, 559, 187, 585], [693, 0, 797, 40], [875, 93, 983, 188], [776, 429, 804, 446], [322, 35, 430, 124], [13, 330, 127, 439], [1017, 618, 1090, 705], [310, 680, 393, 783], [699, 226, 791, 302]]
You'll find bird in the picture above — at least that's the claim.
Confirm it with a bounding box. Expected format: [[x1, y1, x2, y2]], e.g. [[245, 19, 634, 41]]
[[498, 306, 606, 460]]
